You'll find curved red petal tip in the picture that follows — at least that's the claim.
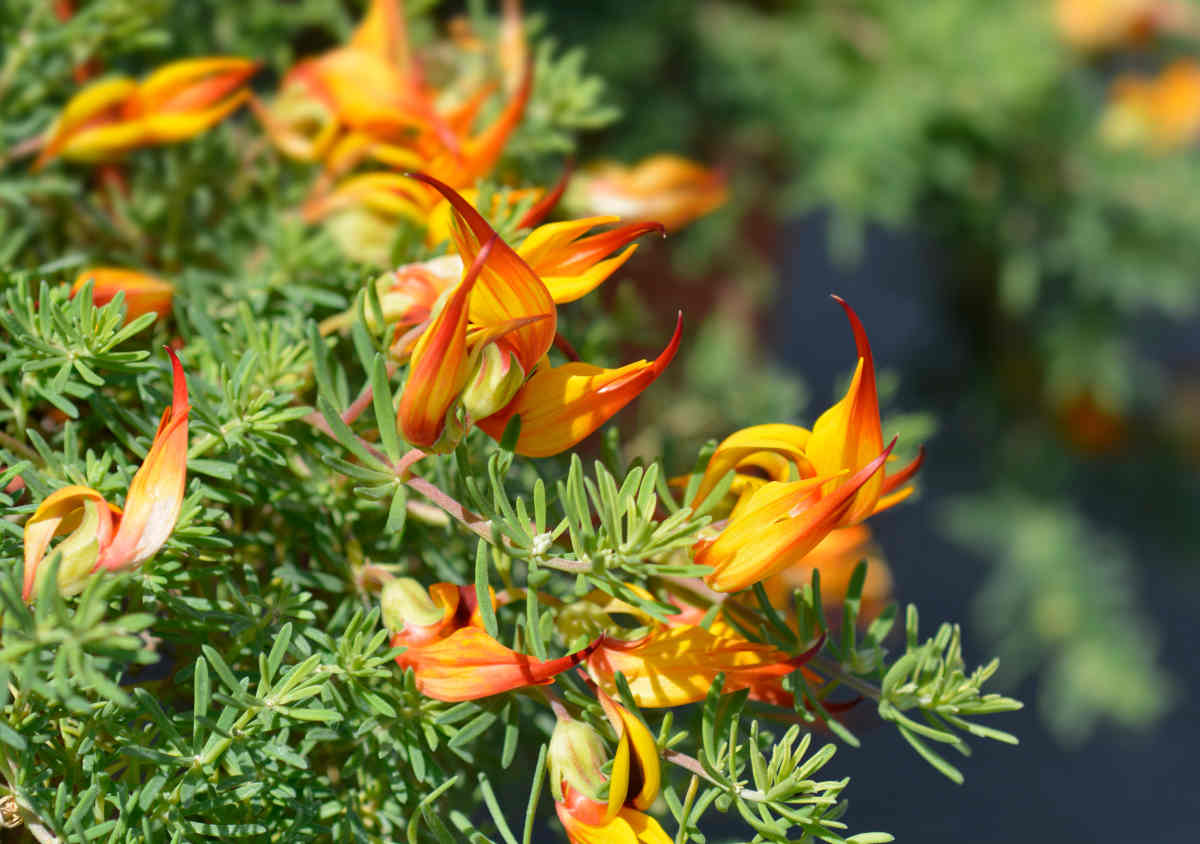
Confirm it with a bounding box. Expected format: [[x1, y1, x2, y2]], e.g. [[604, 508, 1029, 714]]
[[163, 346, 188, 415], [404, 170, 496, 239], [829, 295, 873, 362], [652, 311, 684, 376], [786, 631, 827, 668], [517, 159, 574, 229], [882, 444, 925, 494]]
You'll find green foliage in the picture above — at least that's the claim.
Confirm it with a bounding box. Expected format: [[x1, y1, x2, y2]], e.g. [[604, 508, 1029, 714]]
[[944, 493, 1173, 743]]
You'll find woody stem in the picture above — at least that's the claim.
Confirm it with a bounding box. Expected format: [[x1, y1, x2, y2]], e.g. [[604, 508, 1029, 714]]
[[805, 655, 882, 701], [661, 748, 768, 802]]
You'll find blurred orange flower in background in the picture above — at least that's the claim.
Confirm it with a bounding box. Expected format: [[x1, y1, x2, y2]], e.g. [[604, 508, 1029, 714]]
[[569, 154, 727, 231], [70, 267, 174, 325], [33, 57, 258, 170], [1101, 60, 1200, 150]]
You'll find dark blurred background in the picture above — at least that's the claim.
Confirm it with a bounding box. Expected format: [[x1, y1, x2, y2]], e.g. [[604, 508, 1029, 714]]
[[538, 1, 1200, 840]]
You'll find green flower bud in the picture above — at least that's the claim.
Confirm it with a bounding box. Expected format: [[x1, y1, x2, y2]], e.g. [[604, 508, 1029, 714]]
[[381, 577, 444, 633], [548, 719, 609, 802], [460, 342, 525, 421]]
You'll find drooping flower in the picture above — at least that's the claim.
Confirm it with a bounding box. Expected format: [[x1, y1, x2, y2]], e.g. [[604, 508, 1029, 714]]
[[70, 267, 174, 325], [684, 299, 923, 592], [33, 57, 258, 170], [550, 694, 670, 844], [22, 349, 189, 600], [395, 174, 680, 457], [587, 621, 824, 708], [383, 578, 597, 701], [569, 154, 727, 231], [571, 586, 823, 708]]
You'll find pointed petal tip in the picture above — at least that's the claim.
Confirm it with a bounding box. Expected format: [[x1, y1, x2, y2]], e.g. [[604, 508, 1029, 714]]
[[517, 160, 574, 229]]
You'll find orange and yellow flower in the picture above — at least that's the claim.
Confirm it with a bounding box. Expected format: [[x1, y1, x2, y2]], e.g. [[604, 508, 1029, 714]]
[[688, 298, 923, 592], [570, 154, 727, 231], [22, 349, 189, 600], [385, 579, 597, 701], [395, 174, 680, 457], [33, 57, 258, 170], [1100, 60, 1200, 151], [255, 0, 530, 191], [70, 267, 174, 325], [569, 586, 822, 709], [550, 695, 670, 844]]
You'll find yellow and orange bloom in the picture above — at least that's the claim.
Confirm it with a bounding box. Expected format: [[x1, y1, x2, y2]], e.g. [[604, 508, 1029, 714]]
[[395, 174, 680, 457], [570, 154, 727, 231], [1100, 60, 1200, 151], [587, 619, 823, 708], [570, 586, 823, 708], [22, 349, 189, 601], [687, 298, 923, 592], [550, 695, 670, 844], [1053, 0, 1195, 50], [384, 579, 597, 702], [256, 0, 531, 199], [70, 267, 174, 325], [33, 57, 258, 170]]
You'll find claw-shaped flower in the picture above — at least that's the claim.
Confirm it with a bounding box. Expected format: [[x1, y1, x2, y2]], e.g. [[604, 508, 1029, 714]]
[[571, 586, 822, 708], [70, 267, 174, 325], [687, 298, 923, 592], [570, 154, 727, 231], [395, 174, 680, 456], [550, 694, 669, 844], [384, 578, 598, 701], [33, 57, 257, 170], [22, 349, 189, 600]]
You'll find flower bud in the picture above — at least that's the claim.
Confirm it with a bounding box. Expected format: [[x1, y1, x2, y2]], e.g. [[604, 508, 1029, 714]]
[[381, 577, 444, 633], [548, 719, 609, 803], [461, 342, 525, 421]]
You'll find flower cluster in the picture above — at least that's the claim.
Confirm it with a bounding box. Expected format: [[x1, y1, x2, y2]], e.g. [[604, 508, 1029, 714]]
[[8, 4, 1029, 842]]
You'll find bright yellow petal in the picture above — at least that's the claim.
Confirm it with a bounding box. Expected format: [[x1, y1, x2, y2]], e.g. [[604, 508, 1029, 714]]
[[588, 624, 795, 708], [52, 120, 146, 163], [22, 485, 116, 601], [688, 423, 813, 509], [621, 807, 673, 844], [140, 88, 250, 143], [34, 76, 136, 168]]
